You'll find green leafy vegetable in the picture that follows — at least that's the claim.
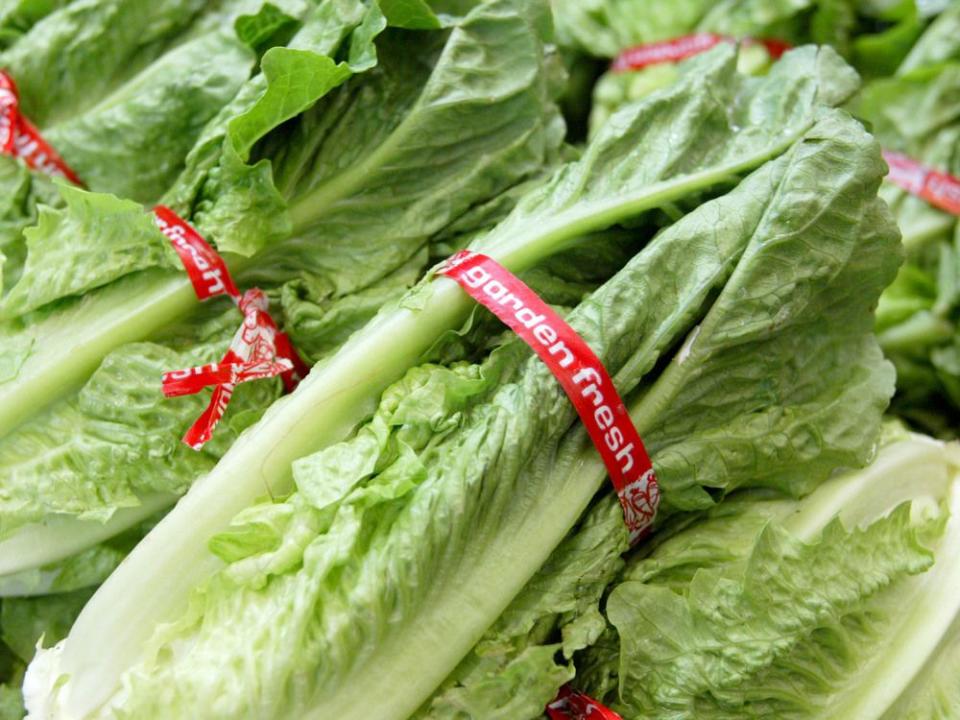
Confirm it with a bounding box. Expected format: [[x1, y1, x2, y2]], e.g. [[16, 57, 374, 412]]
[[854, 14, 960, 435], [562, 0, 948, 135], [27, 44, 866, 715], [28, 64, 898, 715], [573, 434, 960, 720]]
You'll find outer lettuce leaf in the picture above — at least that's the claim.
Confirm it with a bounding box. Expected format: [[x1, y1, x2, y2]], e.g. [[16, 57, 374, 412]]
[[576, 436, 960, 720], [0, 186, 177, 320], [900, 1, 960, 72], [0, 640, 22, 720], [32, 44, 871, 719], [0, 0, 207, 127], [0, 686, 21, 720], [884, 617, 960, 719], [608, 508, 933, 717], [1, 592, 91, 665], [0, 0, 71, 48], [41, 28, 257, 204], [0, 515, 155, 597], [44, 106, 901, 720], [0, 156, 58, 294], [0, 588, 90, 720]]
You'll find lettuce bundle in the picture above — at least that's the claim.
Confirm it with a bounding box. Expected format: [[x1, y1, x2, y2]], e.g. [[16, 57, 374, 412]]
[[3, 2, 957, 719], [20, 37, 906, 719], [551, 0, 952, 135], [0, 0, 564, 591]]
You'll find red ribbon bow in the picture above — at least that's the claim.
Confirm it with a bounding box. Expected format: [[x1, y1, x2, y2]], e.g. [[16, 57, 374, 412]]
[[155, 208, 309, 449]]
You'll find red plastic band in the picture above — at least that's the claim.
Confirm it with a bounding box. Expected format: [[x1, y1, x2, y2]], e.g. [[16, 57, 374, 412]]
[[440, 250, 659, 544], [884, 150, 960, 216], [0, 71, 83, 184], [547, 686, 622, 720], [154, 208, 307, 449], [154, 205, 241, 301], [612, 33, 790, 72]]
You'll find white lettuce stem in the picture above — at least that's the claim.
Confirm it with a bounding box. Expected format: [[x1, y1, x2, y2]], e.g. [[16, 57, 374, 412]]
[[0, 492, 177, 581]]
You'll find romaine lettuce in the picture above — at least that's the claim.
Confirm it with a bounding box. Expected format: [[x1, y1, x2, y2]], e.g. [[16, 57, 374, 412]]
[[26, 57, 899, 716], [0, 0, 568, 593], [571, 433, 960, 720]]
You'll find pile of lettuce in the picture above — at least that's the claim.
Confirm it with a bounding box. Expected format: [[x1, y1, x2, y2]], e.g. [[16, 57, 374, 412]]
[[21, 31, 912, 718], [2, 1, 959, 719], [550, 0, 953, 135]]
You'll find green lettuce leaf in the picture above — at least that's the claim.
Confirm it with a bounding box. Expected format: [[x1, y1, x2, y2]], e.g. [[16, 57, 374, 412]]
[[0, 585, 92, 719], [2, 591, 91, 664], [0, 0, 206, 127], [414, 500, 628, 720], [900, 1, 960, 72], [576, 435, 960, 720], [0, 639, 22, 720], [0, 586, 91, 719], [884, 615, 960, 719], [0, 513, 156, 597], [0, 155, 58, 295], [0, 0, 70, 49], [0, 186, 178, 320], [40, 27, 257, 204]]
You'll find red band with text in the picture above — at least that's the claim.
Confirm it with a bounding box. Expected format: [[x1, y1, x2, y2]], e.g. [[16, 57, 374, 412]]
[[546, 686, 622, 720], [153, 205, 241, 300], [884, 150, 960, 216], [154, 208, 308, 449], [440, 251, 659, 544], [0, 71, 83, 184], [612, 33, 791, 72]]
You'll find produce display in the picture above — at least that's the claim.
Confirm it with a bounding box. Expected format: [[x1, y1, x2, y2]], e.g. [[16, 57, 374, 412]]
[[0, 1, 956, 719]]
